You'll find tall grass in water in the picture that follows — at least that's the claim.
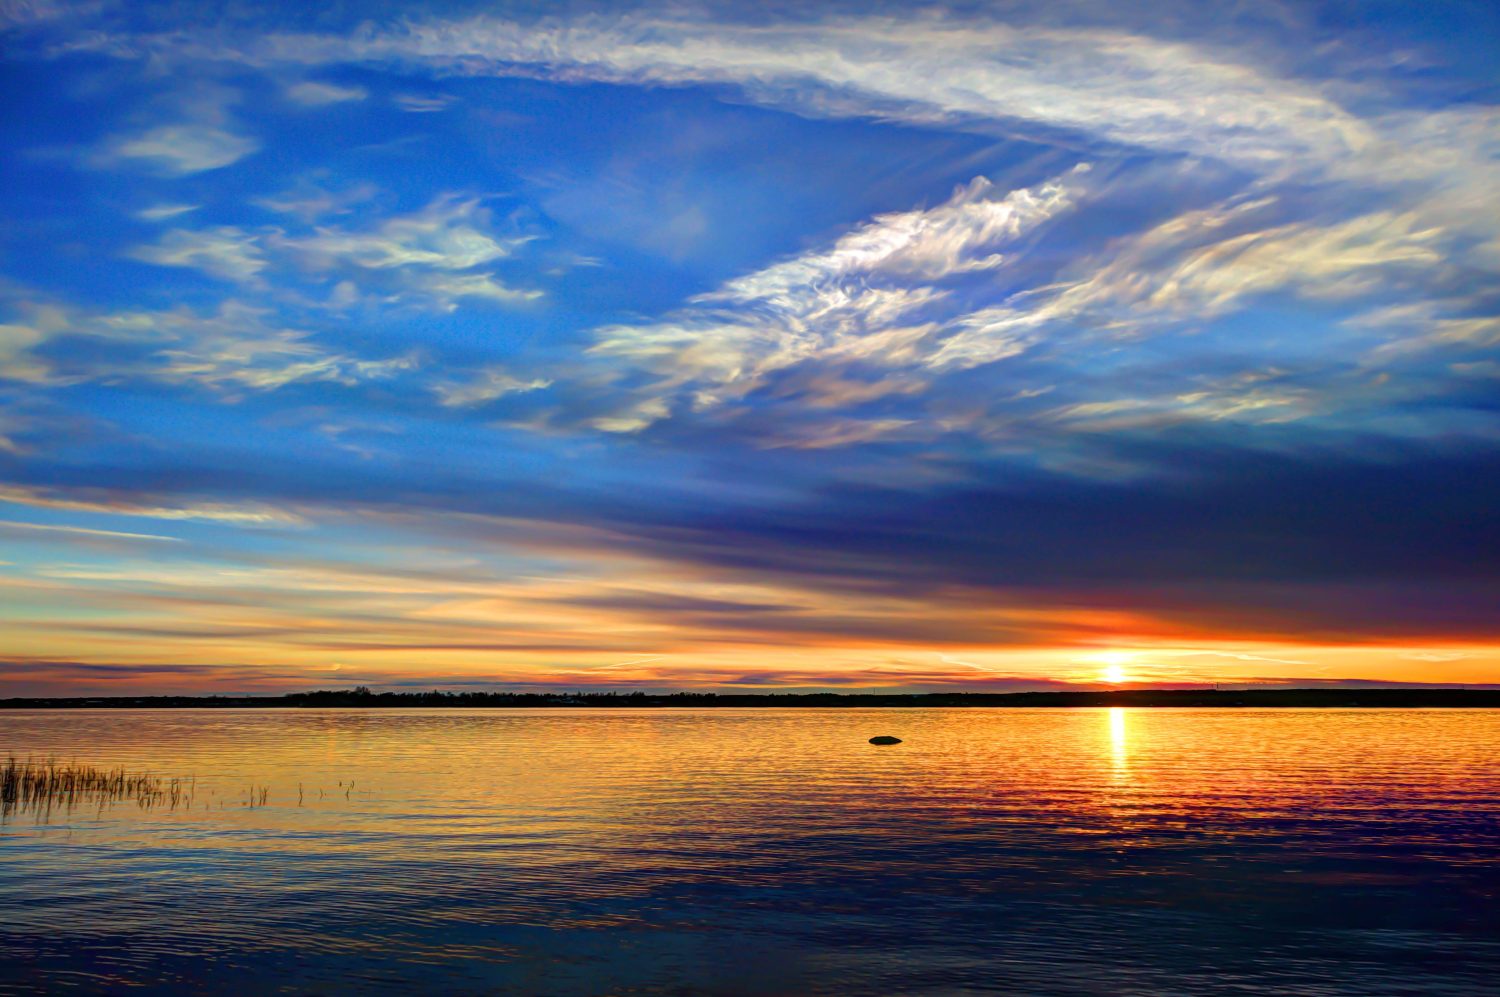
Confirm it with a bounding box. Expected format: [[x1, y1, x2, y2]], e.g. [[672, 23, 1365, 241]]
[[0, 757, 191, 821]]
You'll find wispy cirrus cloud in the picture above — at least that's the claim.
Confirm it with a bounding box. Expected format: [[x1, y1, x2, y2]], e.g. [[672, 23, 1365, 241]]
[[134, 202, 200, 222], [587, 167, 1086, 428], [925, 199, 1453, 371], [126, 226, 267, 282], [3, 300, 413, 394], [253, 180, 377, 222], [84, 8, 1491, 230], [283, 80, 367, 106], [392, 92, 456, 113], [38, 7, 1500, 454], [279, 196, 529, 271], [190, 14, 1371, 170], [123, 195, 543, 310], [0, 483, 305, 526], [435, 367, 552, 408], [99, 123, 259, 175], [0, 519, 182, 543], [0, 319, 50, 384]]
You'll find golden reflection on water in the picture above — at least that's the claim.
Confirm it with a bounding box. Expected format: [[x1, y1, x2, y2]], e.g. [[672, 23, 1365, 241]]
[[1107, 706, 1129, 774], [1, 708, 1498, 995]]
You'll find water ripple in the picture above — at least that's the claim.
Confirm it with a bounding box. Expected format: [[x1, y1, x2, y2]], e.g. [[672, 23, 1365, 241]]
[[1, 708, 1497, 995]]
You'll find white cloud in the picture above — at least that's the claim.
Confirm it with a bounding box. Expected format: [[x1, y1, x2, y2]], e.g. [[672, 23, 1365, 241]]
[[8, 301, 413, 394], [753, 417, 917, 450], [589, 167, 1085, 422], [0, 520, 183, 543], [123, 197, 540, 313], [1038, 384, 1314, 432], [66, 10, 1500, 269], [393, 92, 456, 113], [710, 169, 1086, 302], [282, 197, 528, 271], [0, 484, 305, 526], [927, 202, 1452, 371], [126, 227, 267, 282], [254, 181, 377, 221], [256, 15, 1368, 172], [102, 123, 258, 175], [1135, 211, 1443, 313], [434, 367, 552, 407], [122, 303, 414, 392], [1355, 302, 1500, 358], [0, 411, 27, 454], [416, 272, 543, 309], [590, 397, 669, 434], [0, 321, 50, 384], [284, 80, 368, 105], [134, 203, 200, 222]]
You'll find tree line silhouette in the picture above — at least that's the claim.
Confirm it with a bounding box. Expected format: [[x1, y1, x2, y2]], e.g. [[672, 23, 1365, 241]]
[[3, 687, 1497, 709]]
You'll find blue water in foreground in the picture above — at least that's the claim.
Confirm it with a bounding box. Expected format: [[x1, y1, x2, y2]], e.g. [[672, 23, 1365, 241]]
[[1, 708, 1497, 995]]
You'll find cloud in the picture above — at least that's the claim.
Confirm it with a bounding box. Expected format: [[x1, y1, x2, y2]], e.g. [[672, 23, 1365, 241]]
[[122, 196, 541, 310], [712, 168, 1087, 291], [223, 15, 1367, 170], [134, 203, 199, 222], [753, 417, 917, 450], [416, 272, 543, 309], [126, 226, 267, 282], [0, 321, 50, 384], [1105, 209, 1445, 317], [260, 196, 542, 310], [1356, 302, 1500, 358], [0, 483, 305, 526], [284, 80, 368, 105], [111, 303, 414, 392], [7, 300, 414, 394], [254, 180, 377, 221], [46, 10, 1500, 294], [0, 0, 69, 28], [393, 92, 456, 113], [575, 162, 1479, 445], [0, 519, 182, 543], [3, 421, 1498, 662], [588, 167, 1085, 426], [924, 198, 1459, 372], [0, 406, 32, 454], [46, 11, 1500, 450], [100, 123, 258, 175], [282, 196, 528, 271], [435, 367, 552, 407]]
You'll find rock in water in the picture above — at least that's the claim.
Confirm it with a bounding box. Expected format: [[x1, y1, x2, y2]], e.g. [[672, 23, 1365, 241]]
[[868, 735, 903, 745]]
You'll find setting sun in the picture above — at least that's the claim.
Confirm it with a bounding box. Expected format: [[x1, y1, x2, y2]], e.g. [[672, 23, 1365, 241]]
[[1090, 651, 1133, 684]]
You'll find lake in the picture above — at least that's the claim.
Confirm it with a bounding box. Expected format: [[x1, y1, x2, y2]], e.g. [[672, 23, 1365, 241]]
[[2, 708, 1497, 995]]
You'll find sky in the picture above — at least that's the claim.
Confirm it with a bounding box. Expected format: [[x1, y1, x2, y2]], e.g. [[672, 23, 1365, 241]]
[[1, 0, 1498, 695]]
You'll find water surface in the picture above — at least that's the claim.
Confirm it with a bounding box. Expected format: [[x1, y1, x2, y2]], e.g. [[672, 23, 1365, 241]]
[[2, 708, 1497, 994]]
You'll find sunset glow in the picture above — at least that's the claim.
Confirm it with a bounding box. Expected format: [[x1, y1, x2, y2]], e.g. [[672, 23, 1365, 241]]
[[1, 2, 1498, 696]]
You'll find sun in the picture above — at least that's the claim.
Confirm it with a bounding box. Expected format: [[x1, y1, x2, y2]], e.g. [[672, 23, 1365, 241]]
[[1092, 650, 1133, 684]]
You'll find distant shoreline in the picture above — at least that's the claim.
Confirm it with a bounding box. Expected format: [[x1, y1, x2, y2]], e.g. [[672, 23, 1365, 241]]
[[2, 688, 1498, 709]]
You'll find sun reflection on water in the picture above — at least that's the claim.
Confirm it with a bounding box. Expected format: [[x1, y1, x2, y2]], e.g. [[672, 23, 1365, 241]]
[[1108, 706, 1129, 772]]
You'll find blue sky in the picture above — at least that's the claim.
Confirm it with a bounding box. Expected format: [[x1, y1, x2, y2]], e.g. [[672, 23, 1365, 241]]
[[1, 0, 1498, 693]]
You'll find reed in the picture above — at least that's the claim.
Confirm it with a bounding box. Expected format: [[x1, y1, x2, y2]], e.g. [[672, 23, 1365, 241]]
[[0, 756, 189, 820]]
